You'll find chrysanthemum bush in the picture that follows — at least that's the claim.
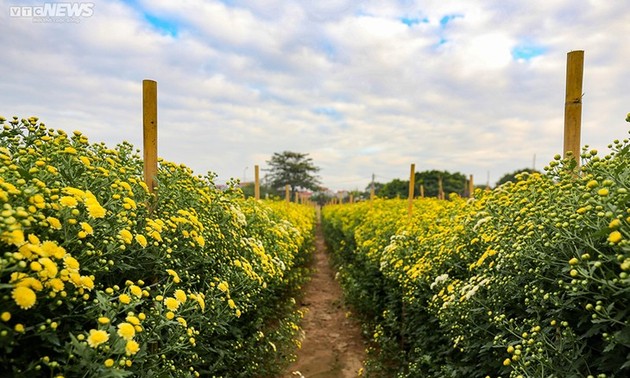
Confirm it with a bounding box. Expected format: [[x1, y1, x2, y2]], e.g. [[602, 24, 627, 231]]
[[0, 116, 315, 377], [323, 130, 629, 377]]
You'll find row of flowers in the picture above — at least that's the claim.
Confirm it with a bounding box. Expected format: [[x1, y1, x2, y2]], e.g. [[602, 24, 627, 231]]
[[323, 132, 629, 377], [0, 117, 315, 377]]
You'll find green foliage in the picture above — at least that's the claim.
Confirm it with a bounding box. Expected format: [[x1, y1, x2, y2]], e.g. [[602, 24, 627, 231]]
[[265, 151, 321, 196], [376, 170, 468, 199], [323, 134, 630, 377], [0, 116, 315, 377], [495, 167, 540, 187]]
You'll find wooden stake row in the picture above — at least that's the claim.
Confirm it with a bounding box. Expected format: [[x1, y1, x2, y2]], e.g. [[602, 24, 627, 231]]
[[141, 51, 585, 204]]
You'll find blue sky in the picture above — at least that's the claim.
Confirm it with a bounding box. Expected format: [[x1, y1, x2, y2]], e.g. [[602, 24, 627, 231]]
[[2, 0, 629, 191]]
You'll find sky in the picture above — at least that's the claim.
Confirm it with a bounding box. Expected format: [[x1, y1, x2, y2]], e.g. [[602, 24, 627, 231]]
[[1, 0, 629, 192]]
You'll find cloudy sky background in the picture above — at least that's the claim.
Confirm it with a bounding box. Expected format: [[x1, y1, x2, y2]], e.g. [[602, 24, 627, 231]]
[[2, 0, 629, 191]]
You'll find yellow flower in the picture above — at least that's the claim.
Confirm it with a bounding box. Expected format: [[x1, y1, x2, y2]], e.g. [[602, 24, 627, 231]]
[[125, 340, 140, 355], [46, 216, 61, 229], [85, 194, 106, 218], [164, 297, 179, 311], [12, 286, 37, 309], [1, 312, 11, 322], [608, 231, 622, 244], [79, 156, 91, 166], [47, 278, 64, 292], [165, 311, 175, 320], [14, 324, 25, 333], [117, 322, 135, 340], [119, 294, 131, 304], [79, 276, 94, 290], [196, 295, 205, 311], [130, 285, 142, 298], [63, 146, 77, 154], [98, 317, 110, 325], [15, 277, 43, 291], [39, 258, 58, 278], [59, 196, 78, 207], [64, 256, 80, 271], [80, 222, 94, 235], [119, 229, 133, 244], [42, 241, 66, 259], [104, 359, 115, 368], [166, 269, 181, 283], [86, 329, 109, 348], [30, 261, 43, 272], [174, 289, 187, 303], [135, 234, 147, 248], [126, 315, 140, 325], [217, 281, 229, 293], [1, 229, 25, 246], [176, 317, 187, 327], [228, 299, 236, 309], [123, 197, 137, 210]]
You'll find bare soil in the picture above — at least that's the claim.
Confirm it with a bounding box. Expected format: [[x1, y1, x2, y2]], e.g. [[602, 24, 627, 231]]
[[283, 224, 366, 378]]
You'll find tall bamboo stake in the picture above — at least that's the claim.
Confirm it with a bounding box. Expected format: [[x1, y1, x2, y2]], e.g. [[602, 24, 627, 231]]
[[408, 164, 415, 217], [142, 80, 158, 193], [468, 174, 474, 198], [254, 165, 260, 200], [563, 50, 584, 168], [285, 185, 290, 202]]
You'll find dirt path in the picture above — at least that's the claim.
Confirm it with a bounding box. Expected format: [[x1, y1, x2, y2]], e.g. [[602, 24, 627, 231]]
[[283, 225, 366, 378]]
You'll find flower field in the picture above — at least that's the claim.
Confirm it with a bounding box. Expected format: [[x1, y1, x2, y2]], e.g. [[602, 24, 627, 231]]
[[323, 135, 630, 377], [0, 116, 315, 377]]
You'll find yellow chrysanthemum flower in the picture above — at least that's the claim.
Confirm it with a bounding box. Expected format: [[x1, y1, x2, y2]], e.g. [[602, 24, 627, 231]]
[[47, 217, 62, 230], [166, 269, 181, 283], [164, 297, 179, 311], [119, 294, 131, 304], [59, 196, 78, 207], [125, 340, 140, 355], [174, 289, 187, 303], [86, 329, 109, 348], [117, 322, 135, 340], [217, 281, 229, 293], [135, 234, 147, 248], [119, 229, 133, 244], [130, 285, 142, 298], [80, 222, 94, 235]]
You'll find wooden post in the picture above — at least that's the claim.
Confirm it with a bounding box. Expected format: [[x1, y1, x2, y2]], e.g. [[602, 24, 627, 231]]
[[254, 165, 260, 200], [563, 50, 584, 168], [294, 191, 299, 203], [370, 173, 375, 202], [420, 184, 424, 198], [408, 164, 415, 217], [143, 79, 158, 193], [438, 175, 444, 200], [468, 174, 474, 198], [285, 185, 290, 202], [349, 194, 354, 204]]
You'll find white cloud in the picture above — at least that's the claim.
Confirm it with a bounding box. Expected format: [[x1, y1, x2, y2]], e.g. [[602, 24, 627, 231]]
[[1, 0, 629, 191]]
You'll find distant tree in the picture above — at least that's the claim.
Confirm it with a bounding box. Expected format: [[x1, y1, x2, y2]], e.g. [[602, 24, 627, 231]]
[[265, 151, 321, 197], [415, 170, 467, 198], [374, 170, 467, 199], [495, 168, 540, 187], [378, 179, 408, 198]]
